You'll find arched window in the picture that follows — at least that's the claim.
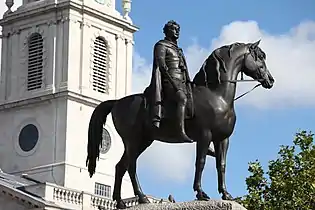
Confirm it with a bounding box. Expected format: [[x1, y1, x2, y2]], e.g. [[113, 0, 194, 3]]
[[92, 36, 109, 94], [27, 33, 43, 91]]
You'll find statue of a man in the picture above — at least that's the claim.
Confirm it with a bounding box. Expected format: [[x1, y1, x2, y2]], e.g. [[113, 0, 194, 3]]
[[148, 20, 194, 143]]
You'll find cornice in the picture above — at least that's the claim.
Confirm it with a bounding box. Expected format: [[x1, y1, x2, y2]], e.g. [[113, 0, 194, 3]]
[[0, 90, 110, 111], [0, 0, 139, 33]]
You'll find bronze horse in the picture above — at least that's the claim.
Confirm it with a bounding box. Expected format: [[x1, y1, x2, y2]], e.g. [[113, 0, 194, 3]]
[[86, 40, 274, 209]]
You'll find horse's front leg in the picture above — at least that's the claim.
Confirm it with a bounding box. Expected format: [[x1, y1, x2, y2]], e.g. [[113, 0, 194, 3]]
[[214, 138, 233, 200], [193, 130, 211, 201]]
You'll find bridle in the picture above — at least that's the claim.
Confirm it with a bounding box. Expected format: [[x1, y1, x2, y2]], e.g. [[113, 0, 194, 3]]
[[202, 54, 262, 101], [230, 51, 264, 101]]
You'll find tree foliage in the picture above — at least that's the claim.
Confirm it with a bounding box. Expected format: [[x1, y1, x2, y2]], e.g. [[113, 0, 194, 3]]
[[236, 130, 315, 210]]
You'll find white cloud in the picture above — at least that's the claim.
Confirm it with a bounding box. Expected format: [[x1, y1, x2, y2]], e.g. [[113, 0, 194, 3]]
[[131, 52, 152, 93], [138, 142, 198, 183], [1, 3, 314, 182], [133, 20, 315, 109], [133, 20, 315, 182], [210, 20, 315, 108]]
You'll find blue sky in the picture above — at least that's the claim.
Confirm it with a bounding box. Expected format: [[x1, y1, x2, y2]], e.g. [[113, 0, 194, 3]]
[[0, 0, 314, 203], [127, 0, 315, 202], [130, 0, 315, 57]]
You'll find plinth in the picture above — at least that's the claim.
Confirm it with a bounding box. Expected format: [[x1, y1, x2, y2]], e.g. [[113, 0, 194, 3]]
[[116, 200, 247, 210]]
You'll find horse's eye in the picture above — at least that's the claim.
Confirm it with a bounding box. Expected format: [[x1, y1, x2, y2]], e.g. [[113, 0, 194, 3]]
[[258, 55, 263, 60]]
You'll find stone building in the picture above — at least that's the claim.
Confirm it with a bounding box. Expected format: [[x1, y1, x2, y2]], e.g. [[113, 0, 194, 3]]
[[0, 0, 160, 209]]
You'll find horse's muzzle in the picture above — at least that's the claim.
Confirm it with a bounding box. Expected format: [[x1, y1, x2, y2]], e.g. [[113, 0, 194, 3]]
[[261, 69, 274, 89]]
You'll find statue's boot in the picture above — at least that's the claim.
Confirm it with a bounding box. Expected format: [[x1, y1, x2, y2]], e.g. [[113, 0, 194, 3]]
[[175, 104, 194, 143]]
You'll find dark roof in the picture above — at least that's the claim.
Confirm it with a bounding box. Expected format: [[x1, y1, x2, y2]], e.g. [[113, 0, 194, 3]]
[[0, 170, 37, 189], [0, 169, 72, 209]]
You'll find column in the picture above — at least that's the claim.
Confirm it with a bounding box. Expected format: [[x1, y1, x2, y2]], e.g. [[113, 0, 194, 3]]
[[124, 39, 134, 95], [60, 17, 71, 89], [0, 34, 9, 103], [5, 33, 12, 101], [46, 21, 57, 92], [10, 32, 19, 100], [114, 34, 125, 98]]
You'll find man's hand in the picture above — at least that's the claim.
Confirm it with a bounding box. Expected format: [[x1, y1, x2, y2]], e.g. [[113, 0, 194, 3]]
[[175, 90, 185, 100], [186, 80, 193, 84]]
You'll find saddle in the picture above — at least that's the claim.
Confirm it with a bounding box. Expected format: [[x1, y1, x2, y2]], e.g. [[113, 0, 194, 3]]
[[143, 86, 194, 121]]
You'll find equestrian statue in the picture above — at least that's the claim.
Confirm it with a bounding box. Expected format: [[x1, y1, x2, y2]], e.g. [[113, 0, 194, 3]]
[[86, 20, 275, 209]]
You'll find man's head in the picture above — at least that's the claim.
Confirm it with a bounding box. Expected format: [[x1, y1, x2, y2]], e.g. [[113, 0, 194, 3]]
[[163, 20, 180, 40]]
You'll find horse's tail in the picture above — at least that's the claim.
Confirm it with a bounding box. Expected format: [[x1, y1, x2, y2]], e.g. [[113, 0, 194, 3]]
[[86, 100, 116, 178]]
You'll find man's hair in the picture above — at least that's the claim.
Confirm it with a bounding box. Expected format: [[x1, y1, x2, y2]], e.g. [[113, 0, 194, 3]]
[[163, 20, 180, 34]]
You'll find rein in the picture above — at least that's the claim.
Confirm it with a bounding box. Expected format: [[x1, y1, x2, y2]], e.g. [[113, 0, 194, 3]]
[[224, 78, 262, 101], [232, 82, 261, 101], [203, 78, 261, 101]]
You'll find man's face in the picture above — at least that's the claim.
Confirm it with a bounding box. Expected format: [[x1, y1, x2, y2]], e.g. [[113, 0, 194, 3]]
[[167, 24, 180, 40]]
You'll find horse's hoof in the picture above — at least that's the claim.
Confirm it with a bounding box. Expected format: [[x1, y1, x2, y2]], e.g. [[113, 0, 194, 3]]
[[222, 192, 233, 200], [196, 191, 210, 201], [138, 195, 150, 204], [116, 200, 127, 209]]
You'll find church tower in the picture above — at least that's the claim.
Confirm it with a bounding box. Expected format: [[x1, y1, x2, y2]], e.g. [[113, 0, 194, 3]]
[[0, 0, 137, 199]]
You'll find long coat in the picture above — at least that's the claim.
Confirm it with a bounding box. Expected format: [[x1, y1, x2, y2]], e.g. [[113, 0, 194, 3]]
[[146, 39, 194, 128]]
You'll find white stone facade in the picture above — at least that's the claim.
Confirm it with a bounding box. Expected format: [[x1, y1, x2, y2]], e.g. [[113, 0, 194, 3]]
[[0, 0, 139, 208], [0, 177, 165, 210]]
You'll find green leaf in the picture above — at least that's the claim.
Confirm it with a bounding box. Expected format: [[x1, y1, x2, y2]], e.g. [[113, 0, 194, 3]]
[[236, 130, 315, 210]]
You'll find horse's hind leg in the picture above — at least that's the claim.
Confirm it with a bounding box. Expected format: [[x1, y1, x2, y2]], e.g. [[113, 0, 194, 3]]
[[213, 138, 233, 200], [113, 149, 130, 209], [113, 138, 153, 209], [128, 139, 153, 204]]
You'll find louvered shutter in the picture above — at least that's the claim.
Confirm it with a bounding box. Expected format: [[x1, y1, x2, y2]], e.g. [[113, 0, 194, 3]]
[[27, 33, 43, 91], [92, 37, 109, 94]]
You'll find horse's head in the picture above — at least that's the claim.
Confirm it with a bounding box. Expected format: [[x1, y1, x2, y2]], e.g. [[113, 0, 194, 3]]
[[243, 40, 275, 89], [193, 40, 275, 90]]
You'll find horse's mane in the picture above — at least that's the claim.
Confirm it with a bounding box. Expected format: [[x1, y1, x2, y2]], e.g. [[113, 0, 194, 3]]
[[193, 42, 245, 87]]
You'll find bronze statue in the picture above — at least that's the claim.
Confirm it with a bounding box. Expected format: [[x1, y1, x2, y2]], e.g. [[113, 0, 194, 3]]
[[147, 20, 194, 143], [86, 20, 275, 209]]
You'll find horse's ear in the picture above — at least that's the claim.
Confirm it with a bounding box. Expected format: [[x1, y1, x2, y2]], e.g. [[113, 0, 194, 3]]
[[251, 39, 261, 49]]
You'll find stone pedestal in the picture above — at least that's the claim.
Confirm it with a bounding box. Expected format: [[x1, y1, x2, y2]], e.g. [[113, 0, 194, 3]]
[[116, 200, 247, 210]]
